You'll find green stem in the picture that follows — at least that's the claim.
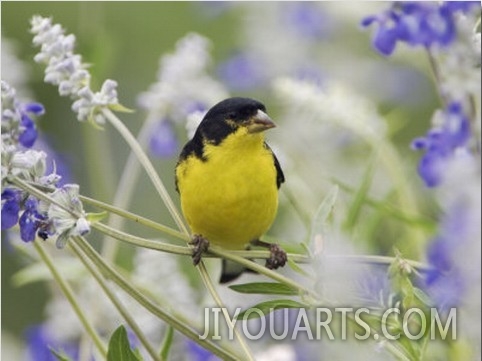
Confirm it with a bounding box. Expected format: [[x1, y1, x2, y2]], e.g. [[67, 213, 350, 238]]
[[102, 108, 188, 235], [92, 222, 191, 255], [72, 236, 241, 361], [100, 113, 161, 262], [10, 177, 76, 217], [197, 260, 255, 361], [33, 241, 107, 358], [325, 255, 431, 273], [93, 219, 311, 263], [426, 47, 449, 107], [80, 195, 189, 243], [335, 180, 435, 230], [160, 325, 174, 360], [69, 240, 162, 361], [82, 194, 431, 272], [208, 245, 319, 300], [11, 175, 433, 274]]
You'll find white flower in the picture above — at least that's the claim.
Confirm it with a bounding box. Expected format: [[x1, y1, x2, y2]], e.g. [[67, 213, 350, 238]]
[[434, 12, 482, 101], [137, 32, 228, 127], [255, 345, 297, 361], [10, 150, 47, 178], [46, 184, 90, 248], [473, 33, 481, 65], [185, 110, 206, 139], [30, 15, 120, 125], [71, 80, 119, 124]]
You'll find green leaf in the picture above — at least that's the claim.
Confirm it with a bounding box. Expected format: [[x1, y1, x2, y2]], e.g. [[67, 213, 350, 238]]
[[88, 115, 105, 130], [413, 287, 434, 307], [12, 259, 84, 287], [107, 325, 142, 361], [237, 299, 308, 320], [308, 185, 339, 248], [109, 103, 135, 113], [86, 211, 108, 224], [160, 325, 174, 360], [287, 258, 311, 277], [343, 155, 375, 231], [229, 282, 299, 295], [50, 348, 74, 361], [335, 179, 436, 230], [389, 251, 417, 309]]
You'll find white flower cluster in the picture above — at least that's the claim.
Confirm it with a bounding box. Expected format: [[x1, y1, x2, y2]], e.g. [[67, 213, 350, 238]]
[[42, 184, 91, 248], [2, 81, 89, 246], [436, 12, 482, 103], [1, 81, 52, 185], [1, 80, 19, 151], [273, 77, 386, 140], [137, 32, 228, 132], [269, 77, 396, 233], [30, 16, 120, 125]]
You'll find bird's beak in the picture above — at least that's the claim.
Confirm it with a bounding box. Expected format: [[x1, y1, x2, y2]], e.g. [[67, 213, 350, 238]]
[[246, 109, 276, 133]]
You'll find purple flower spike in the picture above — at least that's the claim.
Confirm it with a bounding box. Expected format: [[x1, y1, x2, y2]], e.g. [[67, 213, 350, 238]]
[[412, 102, 471, 187], [149, 120, 179, 158], [1, 189, 21, 230]]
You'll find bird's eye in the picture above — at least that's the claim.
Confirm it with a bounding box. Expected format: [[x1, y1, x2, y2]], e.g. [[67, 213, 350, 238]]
[[227, 112, 237, 120]]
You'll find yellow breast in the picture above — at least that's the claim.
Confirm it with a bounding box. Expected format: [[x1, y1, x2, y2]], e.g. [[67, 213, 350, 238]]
[[176, 129, 278, 249]]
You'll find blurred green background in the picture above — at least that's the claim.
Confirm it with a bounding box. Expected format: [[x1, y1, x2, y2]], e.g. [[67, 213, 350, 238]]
[[2, 1, 440, 356]]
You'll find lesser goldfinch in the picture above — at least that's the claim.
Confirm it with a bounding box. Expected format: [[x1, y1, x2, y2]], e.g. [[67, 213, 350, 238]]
[[175, 97, 287, 283]]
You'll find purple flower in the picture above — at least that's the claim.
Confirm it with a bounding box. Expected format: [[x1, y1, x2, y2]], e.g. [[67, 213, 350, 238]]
[[18, 102, 44, 148], [411, 102, 471, 187], [1, 190, 53, 242], [186, 340, 220, 361], [26, 325, 79, 361], [424, 267, 465, 309], [356, 266, 394, 307], [361, 2, 475, 56], [443, 1, 481, 13], [24, 102, 45, 114], [293, 65, 325, 87], [217, 52, 267, 91], [1, 189, 21, 229], [18, 197, 43, 242], [2, 82, 44, 151], [149, 120, 179, 158], [183, 101, 208, 116], [423, 204, 476, 309], [283, 3, 332, 39], [398, 3, 455, 47]]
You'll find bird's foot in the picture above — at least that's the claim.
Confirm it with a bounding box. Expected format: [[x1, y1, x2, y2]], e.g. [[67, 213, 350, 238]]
[[251, 239, 287, 270], [190, 234, 209, 265], [266, 244, 287, 270]]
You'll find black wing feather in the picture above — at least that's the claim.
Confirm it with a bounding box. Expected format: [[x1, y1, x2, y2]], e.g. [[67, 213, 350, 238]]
[[264, 142, 284, 189]]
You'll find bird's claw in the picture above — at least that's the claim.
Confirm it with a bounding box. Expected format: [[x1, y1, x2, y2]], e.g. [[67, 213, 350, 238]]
[[265, 243, 287, 270], [190, 235, 209, 265]]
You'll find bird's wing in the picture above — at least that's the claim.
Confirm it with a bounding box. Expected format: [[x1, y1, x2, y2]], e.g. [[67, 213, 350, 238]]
[[264, 142, 285, 189]]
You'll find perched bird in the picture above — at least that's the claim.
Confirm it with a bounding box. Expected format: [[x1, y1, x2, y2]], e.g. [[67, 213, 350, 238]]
[[175, 97, 287, 283]]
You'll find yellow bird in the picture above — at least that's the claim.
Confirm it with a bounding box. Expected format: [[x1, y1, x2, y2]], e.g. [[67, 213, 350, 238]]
[[175, 97, 287, 282]]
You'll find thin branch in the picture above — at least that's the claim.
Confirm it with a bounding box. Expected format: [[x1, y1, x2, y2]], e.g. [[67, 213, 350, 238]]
[[72, 236, 241, 361], [102, 108, 189, 235], [69, 241, 162, 361], [33, 241, 107, 358]]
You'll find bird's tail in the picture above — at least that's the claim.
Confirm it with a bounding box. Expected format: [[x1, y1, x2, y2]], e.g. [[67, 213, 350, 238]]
[[219, 259, 256, 283]]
